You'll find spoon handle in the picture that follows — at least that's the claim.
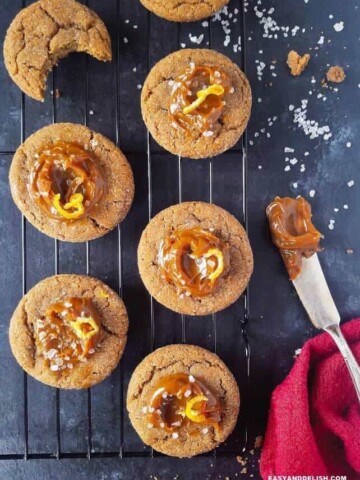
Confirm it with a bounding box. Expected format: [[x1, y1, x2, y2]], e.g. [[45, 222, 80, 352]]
[[325, 323, 360, 404]]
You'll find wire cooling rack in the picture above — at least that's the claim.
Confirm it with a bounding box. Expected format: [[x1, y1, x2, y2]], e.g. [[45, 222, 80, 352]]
[[0, 0, 252, 464]]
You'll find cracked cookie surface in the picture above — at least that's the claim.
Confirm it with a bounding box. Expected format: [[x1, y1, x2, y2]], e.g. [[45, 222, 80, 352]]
[[138, 202, 253, 315], [140, 0, 229, 22], [9, 274, 129, 389], [3, 0, 112, 101], [141, 49, 252, 159], [9, 123, 134, 242], [127, 344, 240, 457]]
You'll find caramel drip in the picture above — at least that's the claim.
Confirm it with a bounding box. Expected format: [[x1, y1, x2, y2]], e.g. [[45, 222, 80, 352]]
[[158, 227, 229, 297], [147, 373, 221, 433], [34, 297, 102, 373], [170, 64, 232, 135], [29, 141, 105, 221]]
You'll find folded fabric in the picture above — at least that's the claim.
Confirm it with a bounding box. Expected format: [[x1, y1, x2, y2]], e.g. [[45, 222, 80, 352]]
[[260, 318, 360, 479]]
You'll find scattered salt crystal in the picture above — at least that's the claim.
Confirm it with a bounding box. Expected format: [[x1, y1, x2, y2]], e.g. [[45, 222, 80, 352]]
[[333, 21, 344, 32], [189, 375, 195, 383], [123, 37, 128, 44], [309, 190, 315, 197], [184, 389, 192, 398], [284, 147, 294, 153], [202, 428, 209, 434], [148, 407, 155, 413], [50, 364, 59, 372], [318, 36, 324, 45], [142, 406, 147, 414], [203, 131, 214, 137], [147, 423, 154, 429], [328, 219, 335, 230], [344, 204, 349, 209], [346, 142, 352, 148], [172, 432, 179, 439], [348, 180, 355, 187]]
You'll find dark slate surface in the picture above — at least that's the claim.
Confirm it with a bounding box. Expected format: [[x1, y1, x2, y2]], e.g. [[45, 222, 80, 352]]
[[0, 0, 359, 478]]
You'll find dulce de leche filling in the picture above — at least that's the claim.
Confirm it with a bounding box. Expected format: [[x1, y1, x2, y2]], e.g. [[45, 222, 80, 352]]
[[29, 141, 106, 221], [169, 64, 233, 136], [146, 373, 221, 434], [34, 297, 103, 373], [266, 196, 322, 280], [158, 227, 229, 298]]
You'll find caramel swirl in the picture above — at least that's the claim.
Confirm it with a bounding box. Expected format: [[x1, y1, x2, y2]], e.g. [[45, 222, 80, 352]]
[[158, 227, 229, 297], [34, 297, 102, 373], [146, 373, 221, 433], [170, 64, 232, 135], [266, 196, 322, 280], [29, 141, 105, 221]]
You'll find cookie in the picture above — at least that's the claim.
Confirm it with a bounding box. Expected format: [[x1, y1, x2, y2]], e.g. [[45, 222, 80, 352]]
[[127, 344, 240, 457], [141, 49, 252, 159], [140, 0, 229, 22], [3, 0, 112, 101], [9, 274, 128, 389], [138, 202, 253, 315], [9, 123, 134, 242]]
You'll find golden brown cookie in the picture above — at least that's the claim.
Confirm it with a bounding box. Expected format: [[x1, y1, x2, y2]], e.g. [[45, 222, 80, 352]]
[[3, 0, 112, 101], [9, 274, 128, 389], [127, 344, 240, 457], [9, 123, 134, 242], [138, 202, 253, 315], [141, 49, 252, 159], [140, 0, 229, 22]]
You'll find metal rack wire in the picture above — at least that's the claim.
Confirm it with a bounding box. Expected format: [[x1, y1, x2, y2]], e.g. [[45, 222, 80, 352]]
[[0, 0, 250, 462]]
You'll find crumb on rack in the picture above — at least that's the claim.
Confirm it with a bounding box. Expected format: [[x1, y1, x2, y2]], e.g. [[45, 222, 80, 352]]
[[326, 66, 346, 83], [287, 50, 310, 76], [254, 435, 263, 449]]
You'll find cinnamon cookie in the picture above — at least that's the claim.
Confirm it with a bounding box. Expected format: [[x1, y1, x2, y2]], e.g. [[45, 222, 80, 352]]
[[127, 344, 240, 457], [141, 49, 252, 159], [138, 202, 253, 315], [140, 0, 229, 22], [9, 123, 134, 242], [9, 275, 128, 389], [3, 0, 112, 101]]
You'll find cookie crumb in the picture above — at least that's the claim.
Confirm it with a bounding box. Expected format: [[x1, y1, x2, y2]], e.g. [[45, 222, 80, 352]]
[[236, 455, 247, 466], [287, 50, 310, 76], [326, 66, 346, 83], [254, 435, 263, 449]]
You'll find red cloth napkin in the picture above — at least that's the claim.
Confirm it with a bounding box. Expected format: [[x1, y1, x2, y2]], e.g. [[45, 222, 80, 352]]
[[260, 318, 360, 479]]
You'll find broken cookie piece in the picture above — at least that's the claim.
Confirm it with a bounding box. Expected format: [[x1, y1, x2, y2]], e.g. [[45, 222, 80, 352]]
[[287, 50, 310, 76], [326, 66, 346, 83], [3, 0, 112, 101]]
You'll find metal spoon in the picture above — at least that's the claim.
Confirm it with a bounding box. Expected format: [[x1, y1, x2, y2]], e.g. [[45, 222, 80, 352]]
[[292, 253, 360, 403]]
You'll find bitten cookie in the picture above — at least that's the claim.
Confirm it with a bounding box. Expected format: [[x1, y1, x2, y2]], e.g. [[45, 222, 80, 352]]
[[3, 0, 112, 101], [141, 49, 252, 159], [127, 344, 240, 457], [9, 123, 134, 242], [139, 0, 229, 22], [9, 274, 128, 389], [138, 202, 253, 316]]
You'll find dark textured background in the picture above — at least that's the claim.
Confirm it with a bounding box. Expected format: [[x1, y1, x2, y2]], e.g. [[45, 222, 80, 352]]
[[0, 0, 359, 478]]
